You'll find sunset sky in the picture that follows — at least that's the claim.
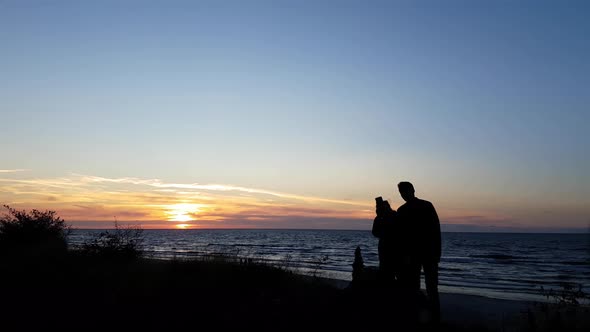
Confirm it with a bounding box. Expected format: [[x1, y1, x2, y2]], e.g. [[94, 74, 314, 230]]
[[1, 1, 588, 232]]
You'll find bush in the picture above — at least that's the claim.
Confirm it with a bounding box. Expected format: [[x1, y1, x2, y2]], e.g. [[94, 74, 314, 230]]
[[79, 222, 144, 260], [523, 283, 590, 332], [0, 205, 70, 257]]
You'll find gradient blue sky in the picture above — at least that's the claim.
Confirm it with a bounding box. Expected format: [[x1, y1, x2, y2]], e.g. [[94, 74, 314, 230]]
[[1, 1, 588, 231]]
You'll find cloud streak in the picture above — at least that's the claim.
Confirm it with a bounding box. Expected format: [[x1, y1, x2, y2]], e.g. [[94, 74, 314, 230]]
[[76, 174, 369, 207], [0, 169, 29, 173]]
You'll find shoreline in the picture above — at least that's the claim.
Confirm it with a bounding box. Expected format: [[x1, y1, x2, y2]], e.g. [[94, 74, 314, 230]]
[[138, 255, 565, 303]]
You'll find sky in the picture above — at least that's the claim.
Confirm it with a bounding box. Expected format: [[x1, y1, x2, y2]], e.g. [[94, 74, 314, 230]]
[[0, 1, 588, 232]]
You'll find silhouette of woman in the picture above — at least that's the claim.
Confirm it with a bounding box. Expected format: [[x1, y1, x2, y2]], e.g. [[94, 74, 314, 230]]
[[372, 198, 400, 284]]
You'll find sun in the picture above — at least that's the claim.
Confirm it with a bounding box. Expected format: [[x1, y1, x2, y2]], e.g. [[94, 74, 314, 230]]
[[165, 203, 201, 222], [176, 223, 190, 229]]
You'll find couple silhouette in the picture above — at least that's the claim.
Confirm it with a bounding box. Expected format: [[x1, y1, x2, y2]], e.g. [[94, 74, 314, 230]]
[[372, 181, 441, 322]]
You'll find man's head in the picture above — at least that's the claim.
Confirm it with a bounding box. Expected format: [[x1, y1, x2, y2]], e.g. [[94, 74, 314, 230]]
[[398, 181, 415, 202]]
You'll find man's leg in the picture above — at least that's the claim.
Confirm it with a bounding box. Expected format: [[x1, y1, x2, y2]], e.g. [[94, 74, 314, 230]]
[[400, 260, 421, 292], [397, 260, 421, 328], [423, 261, 440, 323]]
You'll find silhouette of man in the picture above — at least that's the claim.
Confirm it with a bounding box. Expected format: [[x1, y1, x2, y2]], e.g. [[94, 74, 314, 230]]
[[372, 199, 400, 284], [396, 181, 441, 322]]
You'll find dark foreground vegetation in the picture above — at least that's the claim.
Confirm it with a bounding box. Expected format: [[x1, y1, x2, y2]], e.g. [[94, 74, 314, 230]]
[[1, 249, 437, 330]]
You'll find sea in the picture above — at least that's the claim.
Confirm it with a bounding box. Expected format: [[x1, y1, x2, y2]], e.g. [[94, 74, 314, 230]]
[[68, 230, 590, 302]]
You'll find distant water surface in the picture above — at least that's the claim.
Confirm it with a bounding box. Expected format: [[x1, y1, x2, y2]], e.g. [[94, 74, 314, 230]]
[[69, 230, 590, 301]]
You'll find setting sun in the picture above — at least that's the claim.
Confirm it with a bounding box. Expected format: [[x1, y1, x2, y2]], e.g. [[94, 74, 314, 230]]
[[176, 224, 190, 229], [165, 203, 202, 222]]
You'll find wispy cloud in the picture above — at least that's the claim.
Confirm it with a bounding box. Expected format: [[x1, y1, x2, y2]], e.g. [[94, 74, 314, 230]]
[[0, 169, 29, 173], [76, 174, 369, 207]]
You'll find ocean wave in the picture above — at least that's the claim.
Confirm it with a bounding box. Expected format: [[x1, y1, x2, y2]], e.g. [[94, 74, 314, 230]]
[[439, 267, 464, 272], [560, 261, 590, 266], [470, 254, 516, 260]]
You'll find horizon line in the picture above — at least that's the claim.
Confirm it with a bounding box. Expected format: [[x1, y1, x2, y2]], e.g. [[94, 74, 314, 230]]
[[68, 227, 590, 234]]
